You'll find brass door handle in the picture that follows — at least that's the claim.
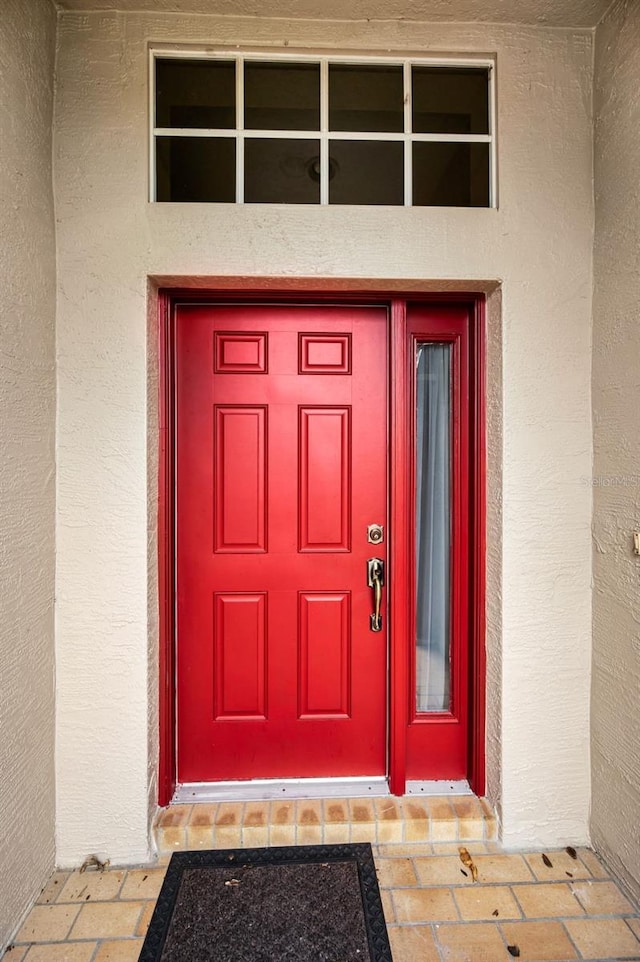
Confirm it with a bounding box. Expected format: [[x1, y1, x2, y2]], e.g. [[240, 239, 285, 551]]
[[367, 558, 385, 632]]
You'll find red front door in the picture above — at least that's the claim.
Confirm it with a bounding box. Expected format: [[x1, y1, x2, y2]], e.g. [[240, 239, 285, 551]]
[[176, 304, 388, 782]]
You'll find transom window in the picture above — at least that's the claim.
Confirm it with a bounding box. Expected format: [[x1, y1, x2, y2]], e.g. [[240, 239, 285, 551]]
[[151, 53, 495, 207]]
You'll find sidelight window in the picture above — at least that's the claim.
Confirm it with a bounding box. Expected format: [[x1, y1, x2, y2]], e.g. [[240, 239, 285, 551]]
[[152, 53, 495, 207]]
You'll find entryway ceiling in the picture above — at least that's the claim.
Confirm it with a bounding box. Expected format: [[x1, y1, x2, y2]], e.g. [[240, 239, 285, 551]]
[[55, 0, 614, 29]]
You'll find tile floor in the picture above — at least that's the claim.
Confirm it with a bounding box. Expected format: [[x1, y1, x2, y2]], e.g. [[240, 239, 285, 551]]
[[4, 832, 640, 961], [154, 795, 497, 852]]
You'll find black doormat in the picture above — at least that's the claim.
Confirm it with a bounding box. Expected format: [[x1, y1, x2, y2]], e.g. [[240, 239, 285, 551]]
[[138, 843, 393, 962]]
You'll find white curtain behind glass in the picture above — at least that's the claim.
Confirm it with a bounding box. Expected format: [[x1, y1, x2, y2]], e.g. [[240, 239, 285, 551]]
[[415, 343, 451, 712]]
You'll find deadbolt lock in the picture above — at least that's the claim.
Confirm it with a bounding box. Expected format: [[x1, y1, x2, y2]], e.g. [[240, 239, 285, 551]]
[[367, 524, 384, 545]]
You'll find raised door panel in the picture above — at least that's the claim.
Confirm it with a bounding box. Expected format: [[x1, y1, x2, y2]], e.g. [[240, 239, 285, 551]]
[[214, 406, 267, 553], [298, 592, 351, 717], [299, 407, 351, 552], [214, 593, 267, 719]]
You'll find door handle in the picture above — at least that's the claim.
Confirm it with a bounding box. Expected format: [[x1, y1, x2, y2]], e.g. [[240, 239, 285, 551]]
[[367, 558, 385, 632]]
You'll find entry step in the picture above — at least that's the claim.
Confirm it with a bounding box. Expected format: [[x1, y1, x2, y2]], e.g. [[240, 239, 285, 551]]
[[154, 796, 497, 854]]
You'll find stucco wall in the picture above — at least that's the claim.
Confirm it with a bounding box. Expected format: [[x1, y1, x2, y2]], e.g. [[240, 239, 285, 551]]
[[0, 0, 57, 946], [53, 11, 593, 863], [591, 0, 640, 900]]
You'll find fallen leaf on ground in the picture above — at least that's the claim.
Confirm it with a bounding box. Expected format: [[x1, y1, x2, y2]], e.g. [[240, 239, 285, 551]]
[[80, 855, 110, 873], [492, 909, 499, 916], [507, 945, 520, 957], [224, 878, 241, 887], [459, 847, 478, 882], [566, 846, 577, 860], [542, 853, 553, 868]]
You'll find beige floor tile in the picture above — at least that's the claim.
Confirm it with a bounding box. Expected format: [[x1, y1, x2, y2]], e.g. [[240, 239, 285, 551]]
[[452, 797, 486, 840], [156, 805, 193, 840], [323, 822, 350, 844], [37, 872, 71, 905], [576, 847, 609, 879], [380, 890, 395, 923], [136, 901, 156, 937], [24, 944, 97, 962], [156, 825, 186, 851], [434, 921, 512, 961], [213, 803, 243, 847], [626, 916, 640, 939], [570, 879, 636, 915], [376, 858, 417, 888], [414, 855, 474, 885], [348, 798, 375, 823], [499, 920, 578, 960], [348, 799, 377, 842], [119, 868, 166, 901], [402, 801, 430, 843], [375, 799, 404, 844], [454, 884, 522, 921], [58, 870, 125, 903], [296, 800, 323, 844], [350, 823, 377, 843], [524, 851, 591, 882], [188, 803, 218, 826], [514, 882, 585, 918], [155, 805, 192, 828], [473, 854, 535, 884], [269, 801, 296, 846], [186, 823, 214, 848], [242, 802, 270, 847], [323, 799, 349, 824], [564, 917, 640, 959], [377, 821, 403, 844], [393, 887, 459, 922], [93, 940, 145, 962], [387, 924, 440, 962], [374, 797, 402, 821], [16, 905, 80, 943], [70, 902, 144, 940]]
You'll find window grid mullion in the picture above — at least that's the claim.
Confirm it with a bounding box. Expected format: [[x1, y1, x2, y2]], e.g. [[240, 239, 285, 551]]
[[154, 128, 491, 144], [320, 59, 329, 206], [236, 56, 244, 203], [403, 61, 412, 207]]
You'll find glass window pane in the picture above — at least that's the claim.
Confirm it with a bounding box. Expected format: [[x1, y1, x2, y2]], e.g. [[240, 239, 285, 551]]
[[156, 137, 235, 202], [155, 59, 235, 129], [413, 142, 490, 207], [412, 67, 489, 134], [329, 64, 404, 132], [415, 343, 451, 714], [244, 62, 320, 131], [244, 139, 320, 204], [329, 140, 404, 205]]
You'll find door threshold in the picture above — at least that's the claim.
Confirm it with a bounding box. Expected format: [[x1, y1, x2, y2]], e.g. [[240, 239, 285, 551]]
[[406, 780, 472, 796], [174, 777, 389, 803], [173, 777, 473, 803]]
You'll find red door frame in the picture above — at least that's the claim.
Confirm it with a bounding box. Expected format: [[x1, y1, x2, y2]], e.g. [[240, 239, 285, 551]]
[[157, 289, 486, 806]]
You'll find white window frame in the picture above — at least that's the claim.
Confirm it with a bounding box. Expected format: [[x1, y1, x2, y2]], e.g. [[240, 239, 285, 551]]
[[149, 49, 497, 207]]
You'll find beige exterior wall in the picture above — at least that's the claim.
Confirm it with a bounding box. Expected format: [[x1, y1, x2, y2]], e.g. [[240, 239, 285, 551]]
[[592, 0, 640, 901], [0, 0, 57, 946], [53, 11, 594, 864]]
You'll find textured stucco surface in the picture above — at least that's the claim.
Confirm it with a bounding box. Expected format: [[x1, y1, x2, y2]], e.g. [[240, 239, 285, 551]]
[[54, 11, 594, 863], [0, 0, 57, 948], [55, 0, 614, 29], [591, 0, 640, 901]]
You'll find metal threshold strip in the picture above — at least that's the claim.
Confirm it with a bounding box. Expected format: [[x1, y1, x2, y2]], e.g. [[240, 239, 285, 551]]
[[174, 777, 471, 803]]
